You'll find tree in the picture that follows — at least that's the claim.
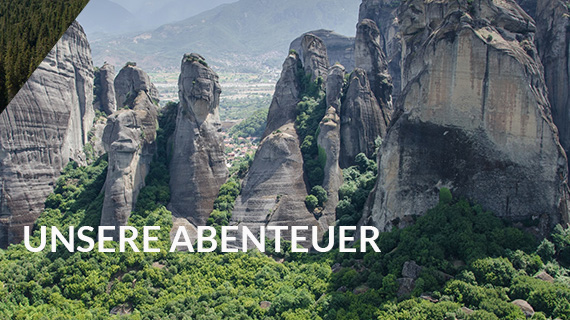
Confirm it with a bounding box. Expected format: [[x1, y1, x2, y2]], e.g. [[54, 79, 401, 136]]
[[305, 195, 318, 212]]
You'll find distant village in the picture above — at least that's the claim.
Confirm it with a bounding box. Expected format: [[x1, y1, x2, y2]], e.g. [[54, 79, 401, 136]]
[[222, 120, 259, 166]]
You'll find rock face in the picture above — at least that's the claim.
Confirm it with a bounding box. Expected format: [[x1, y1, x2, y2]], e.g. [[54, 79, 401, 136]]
[[301, 34, 330, 83], [359, 0, 402, 103], [231, 50, 320, 242], [355, 19, 393, 126], [289, 30, 355, 72], [114, 64, 159, 109], [262, 53, 302, 139], [100, 66, 158, 235], [369, 0, 570, 233], [536, 0, 570, 169], [93, 63, 117, 115], [340, 68, 386, 168], [317, 65, 345, 226], [168, 54, 228, 227], [0, 21, 94, 247]]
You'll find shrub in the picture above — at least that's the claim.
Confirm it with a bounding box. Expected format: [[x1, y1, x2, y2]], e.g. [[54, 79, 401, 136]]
[[305, 195, 319, 212], [310, 186, 328, 206], [439, 188, 452, 204]]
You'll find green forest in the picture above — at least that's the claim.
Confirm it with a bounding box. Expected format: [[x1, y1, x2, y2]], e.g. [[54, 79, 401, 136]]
[[0, 0, 89, 110]]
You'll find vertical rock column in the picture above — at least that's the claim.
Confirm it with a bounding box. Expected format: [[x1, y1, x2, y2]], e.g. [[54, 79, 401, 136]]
[[94, 63, 117, 115], [168, 54, 228, 227], [0, 21, 94, 247], [536, 0, 570, 169], [100, 65, 158, 236], [317, 65, 345, 226]]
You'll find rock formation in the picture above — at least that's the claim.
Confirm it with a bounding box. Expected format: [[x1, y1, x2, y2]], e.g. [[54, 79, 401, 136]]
[[301, 34, 330, 83], [168, 54, 228, 227], [289, 30, 355, 72], [354, 18, 393, 133], [93, 63, 117, 115], [316, 65, 345, 226], [100, 64, 158, 235], [262, 53, 302, 139], [536, 0, 570, 168], [369, 0, 570, 233], [339, 69, 386, 168], [114, 64, 159, 109], [359, 0, 402, 103], [0, 21, 94, 247], [231, 50, 320, 242]]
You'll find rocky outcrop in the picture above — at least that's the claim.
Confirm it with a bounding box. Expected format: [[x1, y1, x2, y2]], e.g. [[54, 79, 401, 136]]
[[231, 124, 320, 242], [100, 66, 158, 236], [369, 0, 570, 233], [231, 52, 321, 243], [359, 0, 402, 103], [94, 63, 117, 115], [340, 69, 386, 167], [355, 18, 393, 132], [262, 52, 302, 139], [114, 64, 159, 109], [301, 34, 330, 83], [0, 21, 94, 247], [536, 0, 570, 168], [317, 65, 345, 226], [168, 54, 228, 227], [289, 30, 355, 72]]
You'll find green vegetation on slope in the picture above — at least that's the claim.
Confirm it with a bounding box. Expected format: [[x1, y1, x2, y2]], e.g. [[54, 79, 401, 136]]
[[1, 157, 570, 319], [0, 0, 89, 110], [228, 109, 268, 139]]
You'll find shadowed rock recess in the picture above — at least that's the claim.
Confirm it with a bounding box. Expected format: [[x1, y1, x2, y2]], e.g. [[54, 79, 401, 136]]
[[368, 0, 570, 234], [536, 0, 570, 169], [99, 65, 158, 236], [0, 21, 94, 247], [168, 54, 228, 227]]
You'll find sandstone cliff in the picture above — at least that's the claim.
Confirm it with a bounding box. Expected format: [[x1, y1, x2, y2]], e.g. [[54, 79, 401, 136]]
[[100, 65, 158, 235], [262, 53, 302, 139], [114, 64, 159, 109], [536, 0, 570, 169], [289, 30, 355, 72], [340, 68, 386, 168], [0, 21, 94, 247], [231, 50, 320, 242], [359, 0, 402, 103], [301, 34, 330, 83], [369, 0, 570, 233], [168, 54, 228, 227], [94, 63, 117, 115], [317, 65, 345, 226]]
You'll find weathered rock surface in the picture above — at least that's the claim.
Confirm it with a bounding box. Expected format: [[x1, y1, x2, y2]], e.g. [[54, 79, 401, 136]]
[[231, 52, 321, 244], [512, 299, 535, 317], [355, 18, 393, 126], [317, 65, 345, 226], [262, 52, 302, 139], [340, 68, 386, 167], [94, 63, 117, 115], [359, 0, 402, 103], [0, 21, 94, 247], [100, 65, 158, 235], [536, 0, 570, 168], [301, 34, 330, 83], [289, 30, 355, 72], [369, 0, 570, 233], [168, 54, 228, 227], [114, 64, 159, 109]]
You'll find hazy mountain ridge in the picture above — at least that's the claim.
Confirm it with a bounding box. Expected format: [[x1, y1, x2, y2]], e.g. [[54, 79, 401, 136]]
[[89, 0, 361, 72]]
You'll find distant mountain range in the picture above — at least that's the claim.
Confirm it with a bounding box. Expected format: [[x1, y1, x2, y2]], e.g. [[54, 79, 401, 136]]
[[85, 0, 361, 72], [78, 0, 238, 39]]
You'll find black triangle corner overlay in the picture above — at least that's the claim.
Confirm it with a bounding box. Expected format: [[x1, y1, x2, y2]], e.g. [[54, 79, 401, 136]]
[[0, 0, 92, 113]]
